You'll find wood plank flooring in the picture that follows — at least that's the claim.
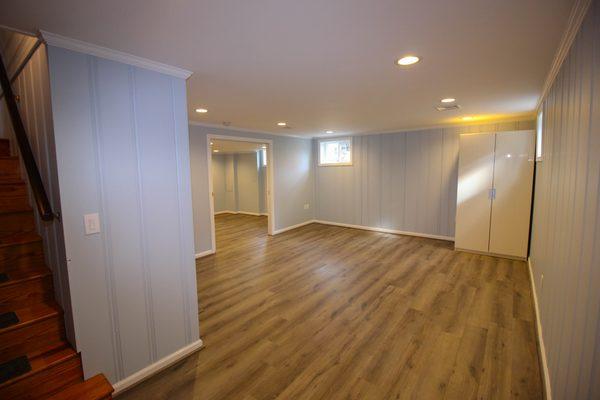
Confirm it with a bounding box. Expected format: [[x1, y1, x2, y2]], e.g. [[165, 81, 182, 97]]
[[119, 214, 543, 399]]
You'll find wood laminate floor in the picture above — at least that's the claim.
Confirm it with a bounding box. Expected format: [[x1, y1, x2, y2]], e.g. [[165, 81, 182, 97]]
[[119, 214, 543, 399]]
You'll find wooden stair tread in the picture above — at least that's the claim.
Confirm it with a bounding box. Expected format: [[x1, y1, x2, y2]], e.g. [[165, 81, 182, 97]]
[[0, 264, 51, 289], [47, 374, 114, 400], [0, 345, 77, 389], [0, 301, 61, 335], [0, 231, 41, 248]]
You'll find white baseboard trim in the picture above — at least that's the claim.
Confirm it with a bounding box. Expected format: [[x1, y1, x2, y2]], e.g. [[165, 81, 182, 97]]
[[272, 220, 316, 235], [195, 249, 215, 259], [214, 210, 236, 215], [214, 210, 267, 217], [313, 220, 454, 242], [113, 339, 204, 396], [527, 257, 552, 400]]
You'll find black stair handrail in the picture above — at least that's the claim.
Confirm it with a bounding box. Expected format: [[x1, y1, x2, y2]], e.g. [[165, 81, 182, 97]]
[[0, 50, 56, 221]]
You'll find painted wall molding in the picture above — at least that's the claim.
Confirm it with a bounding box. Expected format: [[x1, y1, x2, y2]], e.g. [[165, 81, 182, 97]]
[[40, 30, 192, 79], [528, 258, 552, 400], [195, 249, 215, 259], [313, 220, 454, 241], [536, 0, 592, 111], [272, 219, 316, 235], [112, 339, 204, 396]]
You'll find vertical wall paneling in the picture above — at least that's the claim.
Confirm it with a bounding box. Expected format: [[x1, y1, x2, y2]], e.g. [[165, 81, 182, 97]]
[[315, 121, 532, 239], [529, 1, 600, 398], [47, 45, 199, 383]]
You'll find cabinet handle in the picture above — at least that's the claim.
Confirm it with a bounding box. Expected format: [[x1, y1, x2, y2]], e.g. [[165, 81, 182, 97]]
[[488, 188, 497, 200]]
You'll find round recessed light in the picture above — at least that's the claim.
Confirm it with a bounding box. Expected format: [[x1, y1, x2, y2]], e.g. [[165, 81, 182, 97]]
[[441, 98, 456, 103], [462, 116, 474, 121], [277, 122, 287, 127], [325, 130, 334, 134], [195, 108, 208, 113], [210, 142, 214, 145], [397, 55, 420, 66], [213, 149, 219, 153]]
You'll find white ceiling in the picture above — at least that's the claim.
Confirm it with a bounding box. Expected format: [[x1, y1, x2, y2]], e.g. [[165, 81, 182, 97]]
[[1, 0, 574, 137], [211, 139, 266, 154]]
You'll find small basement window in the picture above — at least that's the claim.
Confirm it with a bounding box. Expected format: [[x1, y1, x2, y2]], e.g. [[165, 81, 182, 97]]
[[319, 138, 352, 166]]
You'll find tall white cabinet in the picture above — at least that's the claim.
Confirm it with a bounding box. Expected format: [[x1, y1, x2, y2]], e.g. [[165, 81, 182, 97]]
[[455, 130, 535, 259]]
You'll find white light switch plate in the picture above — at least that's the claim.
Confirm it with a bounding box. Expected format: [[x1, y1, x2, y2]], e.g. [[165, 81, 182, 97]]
[[304, 203, 310, 210], [84, 213, 101, 235]]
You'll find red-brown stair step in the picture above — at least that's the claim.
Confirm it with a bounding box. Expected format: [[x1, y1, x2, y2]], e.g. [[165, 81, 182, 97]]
[[0, 346, 83, 399], [0, 301, 65, 364]]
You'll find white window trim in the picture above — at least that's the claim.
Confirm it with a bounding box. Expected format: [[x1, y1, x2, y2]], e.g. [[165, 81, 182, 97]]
[[318, 137, 353, 166], [536, 110, 543, 161]]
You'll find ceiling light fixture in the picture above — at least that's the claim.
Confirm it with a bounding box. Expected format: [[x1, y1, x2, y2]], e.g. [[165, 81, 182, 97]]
[[441, 98, 456, 103], [261, 145, 267, 149], [213, 149, 219, 153], [277, 122, 287, 127], [325, 130, 334, 134], [195, 108, 208, 113], [462, 116, 474, 121], [396, 55, 420, 66], [210, 142, 214, 145]]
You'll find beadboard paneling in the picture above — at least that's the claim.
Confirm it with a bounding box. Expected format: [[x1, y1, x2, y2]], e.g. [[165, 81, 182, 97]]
[[315, 121, 535, 238], [47, 45, 198, 383], [529, 2, 600, 399]]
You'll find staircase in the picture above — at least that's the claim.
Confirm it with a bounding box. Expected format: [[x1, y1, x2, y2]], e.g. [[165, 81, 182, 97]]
[[0, 138, 113, 399]]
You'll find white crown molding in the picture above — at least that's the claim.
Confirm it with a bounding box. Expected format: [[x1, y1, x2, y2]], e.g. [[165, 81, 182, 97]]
[[188, 121, 310, 140], [39, 30, 192, 79], [536, 0, 592, 111]]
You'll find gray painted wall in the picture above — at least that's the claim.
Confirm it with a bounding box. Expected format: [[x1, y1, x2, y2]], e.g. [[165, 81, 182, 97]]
[[236, 153, 260, 214], [530, 2, 600, 399], [212, 152, 263, 214], [189, 125, 314, 254], [314, 121, 535, 238], [211, 154, 227, 212], [0, 42, 74, 343], [47, 46, 199, 383]]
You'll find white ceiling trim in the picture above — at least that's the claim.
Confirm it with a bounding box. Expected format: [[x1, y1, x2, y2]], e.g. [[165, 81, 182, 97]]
[[39, 30, 193, 79], [536, 0, 592, 111]]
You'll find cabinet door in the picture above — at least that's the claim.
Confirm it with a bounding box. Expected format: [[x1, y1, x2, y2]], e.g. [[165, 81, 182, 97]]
[[455, 133, 496, 253], [489, 131, 535, 258]]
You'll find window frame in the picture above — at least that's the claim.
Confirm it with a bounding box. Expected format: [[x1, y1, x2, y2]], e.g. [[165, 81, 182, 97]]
[[536, 110, 543, 161], [318, 137, 353, 167]]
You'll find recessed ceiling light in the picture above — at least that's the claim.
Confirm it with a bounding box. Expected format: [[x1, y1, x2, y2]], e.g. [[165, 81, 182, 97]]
[[462, 116, 474, 121], [277, 122, 287, 127], [195, 108, 208, 113], [396, 55, 420, 66], [261, 145, 267, 149], [441, 98, 456, 103], [213, 149, 219, 153], [325, 130, 334, 134], [210, 142, 214, 145]]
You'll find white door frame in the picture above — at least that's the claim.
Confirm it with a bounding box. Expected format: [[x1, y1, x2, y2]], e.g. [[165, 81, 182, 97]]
[[206, 134, 275, 252]]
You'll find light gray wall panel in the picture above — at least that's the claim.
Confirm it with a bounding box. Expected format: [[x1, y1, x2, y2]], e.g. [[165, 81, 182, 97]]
[[47, 46, 198, 383], [315, 121, 533, 238], [189, 125, 314, 254], [530, 2, 600, 399], [235, 153, 260, 214], [211, 154, 226, 212]]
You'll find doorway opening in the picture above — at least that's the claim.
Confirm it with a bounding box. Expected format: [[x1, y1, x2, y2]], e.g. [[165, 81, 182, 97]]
[[207, 135, 274, 252]]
